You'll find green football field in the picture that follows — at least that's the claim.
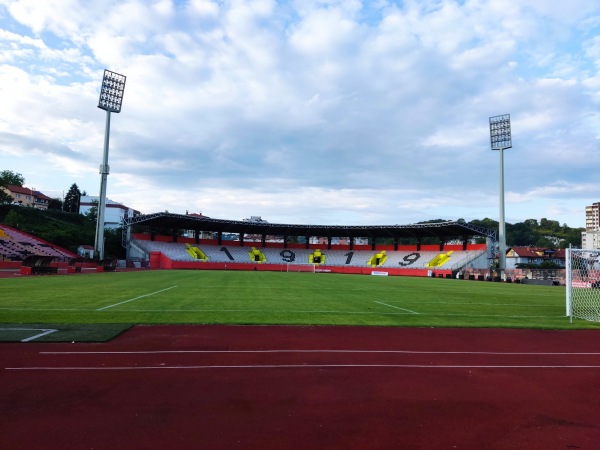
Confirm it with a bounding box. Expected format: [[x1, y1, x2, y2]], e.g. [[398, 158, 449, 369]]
[[1, 270, 595, 337]]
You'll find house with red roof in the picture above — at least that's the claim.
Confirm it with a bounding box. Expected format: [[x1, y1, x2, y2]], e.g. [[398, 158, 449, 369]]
[[2, 185, 52, 210], [506, 246, 566, 268]]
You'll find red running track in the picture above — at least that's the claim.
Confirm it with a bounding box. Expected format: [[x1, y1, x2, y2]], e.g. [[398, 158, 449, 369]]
[[2, 325, 600, 449]]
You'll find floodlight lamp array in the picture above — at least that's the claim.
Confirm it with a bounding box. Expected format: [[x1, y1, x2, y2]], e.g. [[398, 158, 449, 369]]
[[489, 114, 512, 149], [98, 69, 126, 113]]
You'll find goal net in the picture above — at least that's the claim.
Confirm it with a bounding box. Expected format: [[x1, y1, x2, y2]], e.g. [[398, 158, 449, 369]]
[[286, 263, 316, 273], [566, 248, 600, 323]]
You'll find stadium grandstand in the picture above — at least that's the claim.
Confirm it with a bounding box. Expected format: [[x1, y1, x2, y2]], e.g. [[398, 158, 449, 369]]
[[0, 224, 90, 275], [125, 213, 496, 278], [0, 225, 76, 262]]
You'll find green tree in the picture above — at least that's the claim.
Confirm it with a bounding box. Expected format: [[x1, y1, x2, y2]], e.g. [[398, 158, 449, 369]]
[[0, 170, 25, 204], [84, 200, 98, 223], [539, 260, 561, 269], [0, 170, 25, 187], [535, 236, 555, 247], [63, 183, 81, 213], [506, 222, 537, 246], [523, 219, 539, 229], [539, 218, 561, 233], [469, 218, 498, 230], [560, 229, 583, 248], [0, 189, 11, 205], [4, 209, 25, 228], [103, 227, 125, 259], [48, 197, 63, 210]]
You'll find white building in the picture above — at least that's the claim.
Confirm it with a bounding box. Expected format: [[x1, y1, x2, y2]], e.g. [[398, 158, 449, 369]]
[[79, 196, 140, 229], [582, 231, 600, 250], [582, 202, 600, 250]]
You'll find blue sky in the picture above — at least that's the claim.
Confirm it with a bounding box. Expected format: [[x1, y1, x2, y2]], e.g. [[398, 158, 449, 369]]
[[1, 0, 600, 228]]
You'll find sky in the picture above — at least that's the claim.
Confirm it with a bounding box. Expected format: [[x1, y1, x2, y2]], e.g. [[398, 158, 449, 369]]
[[1, 0, 600, 229]]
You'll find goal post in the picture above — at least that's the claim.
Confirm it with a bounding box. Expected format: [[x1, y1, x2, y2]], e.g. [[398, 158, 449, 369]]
[[286, 263, 316, 273], [566, 247, 600, 323]]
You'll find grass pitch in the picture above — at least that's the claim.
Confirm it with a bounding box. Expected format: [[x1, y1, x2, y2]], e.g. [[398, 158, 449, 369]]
[[0, 270, 594, 333]]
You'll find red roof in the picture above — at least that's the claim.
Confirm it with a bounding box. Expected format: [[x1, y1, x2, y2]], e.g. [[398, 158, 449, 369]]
[[509, 246, 565, 259], [6, 185, 34, 195], [6, 185, 51, 200]]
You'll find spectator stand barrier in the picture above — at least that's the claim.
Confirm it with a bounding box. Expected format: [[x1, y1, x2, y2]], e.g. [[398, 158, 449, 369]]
[[67, 257, 86, 273]]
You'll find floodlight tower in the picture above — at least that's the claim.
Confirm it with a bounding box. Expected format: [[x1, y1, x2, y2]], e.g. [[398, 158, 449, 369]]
[[489, 114, 512, 280], [95, 69, 126, 261]]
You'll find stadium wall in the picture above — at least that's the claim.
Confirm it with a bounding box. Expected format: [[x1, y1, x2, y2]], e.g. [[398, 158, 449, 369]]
[[150, 254, 451, 277]]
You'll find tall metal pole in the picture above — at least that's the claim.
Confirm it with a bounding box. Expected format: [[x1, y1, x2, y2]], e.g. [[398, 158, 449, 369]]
[[94, 69, 126, 261], [498, 147, 506, 279], [489, 114, 512, 281], [94, 109, 111, 260]]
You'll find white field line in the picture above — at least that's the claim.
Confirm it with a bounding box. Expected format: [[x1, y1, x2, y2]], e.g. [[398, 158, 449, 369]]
[[96, 286, 178, 311], [0, 308, 91, 311], [1, 328, 58, 342], [40, 349, 600, 355], [391, 300, 560, 308], [374, 301, 418, 314], [8, 364, 600, 371]]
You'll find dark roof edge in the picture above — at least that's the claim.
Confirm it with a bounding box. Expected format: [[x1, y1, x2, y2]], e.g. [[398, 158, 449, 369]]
[[125, 212, 497, 240]]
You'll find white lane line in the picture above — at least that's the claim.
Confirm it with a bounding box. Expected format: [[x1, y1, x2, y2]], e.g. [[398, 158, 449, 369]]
[[40, 349, 600, 355], [96, 286, 177, 311], [1, 328, 59, 342], [7, 364, 600, 371], [374, 301, 419, 314]]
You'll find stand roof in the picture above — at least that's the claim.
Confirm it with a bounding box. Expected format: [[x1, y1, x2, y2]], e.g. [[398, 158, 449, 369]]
[[125, 212, 496, 241]]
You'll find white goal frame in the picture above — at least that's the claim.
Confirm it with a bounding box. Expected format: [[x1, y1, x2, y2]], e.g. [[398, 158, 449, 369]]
[[286, 263, 316, 273], [566, 247, 600, 323]]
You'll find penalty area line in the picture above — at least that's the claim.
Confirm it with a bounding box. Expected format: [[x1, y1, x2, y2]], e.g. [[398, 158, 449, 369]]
[[96, 286, 178, 311], [374, 301, 419, 314], [1, 328, 58, 342]]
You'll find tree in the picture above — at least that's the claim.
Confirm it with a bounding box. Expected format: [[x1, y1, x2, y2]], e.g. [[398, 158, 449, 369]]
[[103, 227, 126, 259], [64, 183, 81, 213], [84, 200, 98, 223], [0, 170, 25, 188], [470, 218, 498, 230], [0, 189, 11, 205], [506, 222, 537, 246], [560, 229, 583, 248], [535, 236, 555, 248], [0, 170, 25, 204], [539, 218, 561, 233], [4, 210, 24, 228], [48, 197, 63, 210], [524, 219, 539, 229]]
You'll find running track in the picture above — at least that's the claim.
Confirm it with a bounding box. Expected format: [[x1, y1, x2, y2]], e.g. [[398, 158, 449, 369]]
[[2, 325, 600, 449]]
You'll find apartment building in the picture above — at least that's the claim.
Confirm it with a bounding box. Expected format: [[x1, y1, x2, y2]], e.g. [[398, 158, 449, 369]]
[[582, 202, 600, 249]]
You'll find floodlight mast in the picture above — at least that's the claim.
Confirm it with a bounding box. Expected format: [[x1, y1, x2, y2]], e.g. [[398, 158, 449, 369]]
[[95, 69, 126, 261], [489, 114, 512, 280]]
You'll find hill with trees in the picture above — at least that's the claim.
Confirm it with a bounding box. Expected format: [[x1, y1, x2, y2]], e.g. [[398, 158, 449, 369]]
[[0, 205, 124, 259], [468, 218, 583, 248]]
